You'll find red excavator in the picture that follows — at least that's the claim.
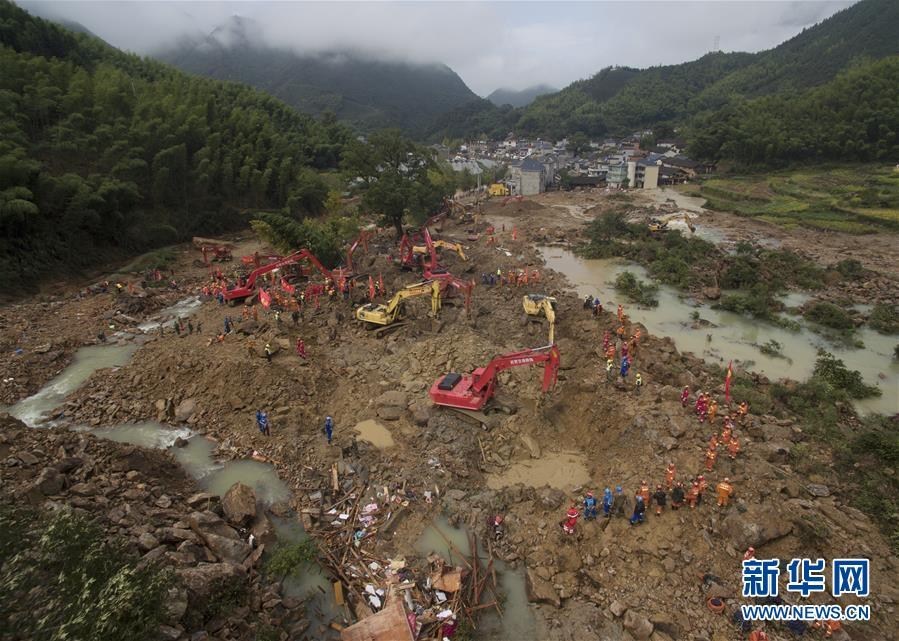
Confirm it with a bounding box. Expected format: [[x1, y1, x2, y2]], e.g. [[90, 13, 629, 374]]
[[192, 237, 234, 266], [342, 230, 371, 275], [429, 344, 560, 411], [223, 250, 335, 303], [437, 276, 474, 317], [241, 252, 281, 268]]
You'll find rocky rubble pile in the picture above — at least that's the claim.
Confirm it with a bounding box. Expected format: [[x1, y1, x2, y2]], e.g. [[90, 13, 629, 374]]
[[0, 415, 308, 641]]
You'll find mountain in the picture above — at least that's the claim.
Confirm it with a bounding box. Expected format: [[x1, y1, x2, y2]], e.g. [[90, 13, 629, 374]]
[[0, 0, 349, 290], [447, 0, 899, 142], [487, 84, 556, 108], [157, 16, 479, 135]]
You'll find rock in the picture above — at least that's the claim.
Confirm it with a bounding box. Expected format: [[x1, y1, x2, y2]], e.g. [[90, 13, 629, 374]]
[[706, 581, 734, 600], [376, 406, 404, 421], [155, 495, 173, 508], [375, 390, 408, 408], [702, 286, 721, 301], [251, 511, 275, 544], [409, 402, 432, 427], [164, 586, 188, 623], [658, 436, 678, 451], [623, 610, 654, 640], [188, 511, 240, 540], [668, 419, 687, 438], [806, 484, 831, 497], [173, 437, 189, 448], [157, 624, 181, 640], [186, 492, 218, 508], [68, 482, 96, 497], [610, 600, 628, 617], [538, 487, 566, 510], [757, 442, 791, 464], [200, 531, 252, 564], [17, 451, 39, 466], [137, 532, 160, 552], [555, 546, 582, 573], [174, 398, 197, 422], [553, 571, 579, 600], [526, 567, 560, 607], [156, 398, 175, 422], [116, 449, 154, 474], [178, 563, 246, 601], [222, 483, 257, 527], [33, 467, 64, 495], [520, 434, 541, 458], [722, 505, 793, 549], [159, 528, 200, 544], [54, 457, 83, 473]]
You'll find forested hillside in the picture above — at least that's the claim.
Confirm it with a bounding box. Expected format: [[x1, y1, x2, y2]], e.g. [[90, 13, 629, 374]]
[[159, 16, 479, 136], [0, 1, 349, 290], [689, 56, 899, 165]]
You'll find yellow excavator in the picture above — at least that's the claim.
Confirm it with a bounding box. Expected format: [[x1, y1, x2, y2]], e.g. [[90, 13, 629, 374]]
[[355, 281, 441, 326], [413, 239, 468, 262], [522, 294, 557, 344]]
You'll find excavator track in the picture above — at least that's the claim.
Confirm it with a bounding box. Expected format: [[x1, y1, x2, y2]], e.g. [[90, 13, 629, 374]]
[[373, 321, 409, 338]]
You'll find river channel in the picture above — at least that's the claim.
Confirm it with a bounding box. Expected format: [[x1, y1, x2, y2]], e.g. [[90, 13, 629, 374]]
[[537, 247, 898, 415]]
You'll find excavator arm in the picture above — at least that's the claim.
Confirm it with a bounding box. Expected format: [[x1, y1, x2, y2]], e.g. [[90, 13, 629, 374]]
[[522, 295, 557, 344], [355, 281, 439, 326], [429, 344, 560, 410], [438, 277, 474, 316], [471, 345, 560, 396], [224, 249, 334, 302], [344, 230, 370, 273]]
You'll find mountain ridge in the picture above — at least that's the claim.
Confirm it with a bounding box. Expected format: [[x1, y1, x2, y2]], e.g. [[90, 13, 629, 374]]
[[431, 0, 899, 141], [487, 84, 557, 108], [157, 15, 479, 135]]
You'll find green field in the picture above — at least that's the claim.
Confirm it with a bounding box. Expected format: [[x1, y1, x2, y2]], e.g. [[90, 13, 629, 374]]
[[694, 165, 899, 234]]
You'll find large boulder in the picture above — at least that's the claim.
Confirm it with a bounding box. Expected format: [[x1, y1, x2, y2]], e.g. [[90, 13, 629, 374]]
[[222, 483, 257, 527], [520, 434, 541, 458], [178, 563, 246, 601], [375, 390, 408, 408], [623, 610, 654, 640], [174, 398, 197, 422], [32, 467, 64, 495], [199, 532, 252, 564], [188, 511, 240, 540], [526, 567, 560, 607], [722, 505, 793, 549]]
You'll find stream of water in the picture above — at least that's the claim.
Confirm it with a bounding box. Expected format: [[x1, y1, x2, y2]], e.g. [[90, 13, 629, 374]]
[[416, 516, 536, 641], [9, 343, 138, 427], [137, 295, 203, 332], [537, 247, 898, 416]]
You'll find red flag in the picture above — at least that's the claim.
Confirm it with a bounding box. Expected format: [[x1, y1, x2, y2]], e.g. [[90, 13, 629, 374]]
[[280, 277, 295, 293], [368, 275, 375, 302], [724, 361, 733, 403], [259, 289, 272, 309], [379, 272, 384, 295]]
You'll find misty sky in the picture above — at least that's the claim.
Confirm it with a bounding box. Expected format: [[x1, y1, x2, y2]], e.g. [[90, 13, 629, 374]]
[[23, 0, 855, 95]]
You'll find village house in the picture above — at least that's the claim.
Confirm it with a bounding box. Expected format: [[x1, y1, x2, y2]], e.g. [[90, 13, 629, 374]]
[[508, 156, 547, 195]]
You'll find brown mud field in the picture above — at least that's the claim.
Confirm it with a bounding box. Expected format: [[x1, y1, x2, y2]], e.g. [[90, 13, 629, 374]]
[[2, 191, 898, 641]]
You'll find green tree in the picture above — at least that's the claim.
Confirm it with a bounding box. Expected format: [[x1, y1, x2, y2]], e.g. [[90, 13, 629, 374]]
[[566, 132, 591, 157], [342, 129, 449, 237]]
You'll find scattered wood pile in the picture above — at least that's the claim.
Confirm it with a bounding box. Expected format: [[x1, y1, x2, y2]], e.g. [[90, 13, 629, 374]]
[[297, 471, 504, 640]]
